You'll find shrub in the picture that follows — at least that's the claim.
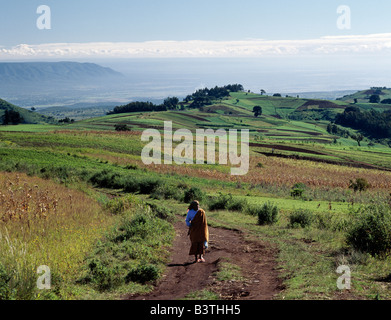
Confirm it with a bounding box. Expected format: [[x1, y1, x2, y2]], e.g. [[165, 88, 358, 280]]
[[89, 170, 122, 189], [246, 202, 279, 225], [122, 176, 164, 195], [104, 195, 139, 215], [126, 263, 160, 284], [290, 182, 306, 198], [256, 162, 264, 168], [346, 204, 391, 256], [114, 213, 153, 242], [105, 198, 126, 215], [150, 183, 182, 201], [207, 193, 232, 211], [207, 193, 247, 212], [289, 209, 313, 228], [349, 178, 370, 192], [147, 202, 174, 221], [137, 177, 164, 194], [114, 124, 131, 131], [226, 197, 248, 211], [88, 258, 121, 291], [184, 187, 205, 203]]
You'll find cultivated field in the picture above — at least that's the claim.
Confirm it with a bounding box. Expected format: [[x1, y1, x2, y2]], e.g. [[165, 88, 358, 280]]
[[0, 92, 391, 300]]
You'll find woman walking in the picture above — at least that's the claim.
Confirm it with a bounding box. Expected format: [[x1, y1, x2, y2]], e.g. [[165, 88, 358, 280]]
[[186, 200, 209, 263]]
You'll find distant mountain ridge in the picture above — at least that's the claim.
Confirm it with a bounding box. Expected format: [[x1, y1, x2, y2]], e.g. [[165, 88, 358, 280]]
[[0, 61, 124, 84]]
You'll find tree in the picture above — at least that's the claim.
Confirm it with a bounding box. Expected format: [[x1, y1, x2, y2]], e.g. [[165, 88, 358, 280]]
[[369, 94, 380, 103], [260, 89, 266, 96], [273, 93, 282, 97], [351, 133, 364, 146], [163, 97, 179, 110], [253, 106, 262, 118], [2, 110, 23, 125]]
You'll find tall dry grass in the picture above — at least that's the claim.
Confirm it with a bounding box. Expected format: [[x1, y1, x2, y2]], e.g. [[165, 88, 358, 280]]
[[0, 172, 112, 299]]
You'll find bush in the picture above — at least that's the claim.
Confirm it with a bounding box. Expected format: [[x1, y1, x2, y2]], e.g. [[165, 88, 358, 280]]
[[207, 193, 247, 212], [114, 213, 153, 242], [89, 170, 122, 189], [147, 202, 174, 221], [88, 258, 121, 291], [184, 187, 205, 203], [137, 177, 164, 194], [114, 124, 131, 131], [226, 197, 248, 211], [246, 202, 279, 225], [346, 204, 391, 256], [207, 193, 232, 211], [104, 195, 139, 215], [126, 263, 160, 284], [150, 183, 183, 201], [289, 209, 313, 228], [290, 182, 306, 198], [349, 178, 370, 192], [122, 176, 165, 195]]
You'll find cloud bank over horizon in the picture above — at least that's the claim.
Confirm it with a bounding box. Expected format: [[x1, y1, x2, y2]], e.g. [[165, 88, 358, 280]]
[[1, 33, 391, 60]]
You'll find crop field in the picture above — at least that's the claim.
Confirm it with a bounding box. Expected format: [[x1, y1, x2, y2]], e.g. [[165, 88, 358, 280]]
[[0, 91, 391, 301]]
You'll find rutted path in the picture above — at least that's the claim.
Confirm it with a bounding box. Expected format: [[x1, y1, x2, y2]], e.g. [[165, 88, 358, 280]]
[[125, 217, 283, 300]]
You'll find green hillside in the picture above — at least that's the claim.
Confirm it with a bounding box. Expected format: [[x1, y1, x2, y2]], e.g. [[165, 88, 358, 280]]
[[67, 91, 348, 144], [337, 87, 391, 110], [0, 98, 55, 125]]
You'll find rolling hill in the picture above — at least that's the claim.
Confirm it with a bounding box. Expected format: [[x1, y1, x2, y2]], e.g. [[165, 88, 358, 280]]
[[337, 87, 391, 105], [0, 98, 55, 124]]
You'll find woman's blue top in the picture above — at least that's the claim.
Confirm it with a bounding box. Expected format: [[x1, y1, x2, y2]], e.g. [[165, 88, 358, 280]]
[[186, 209, 198, 227]]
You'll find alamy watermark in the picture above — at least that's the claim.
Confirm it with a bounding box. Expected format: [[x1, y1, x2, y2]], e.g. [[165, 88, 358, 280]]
[[36, 5, 51, 30], [337, 5, 351, 30], [141, 121, 249, 176], [37, 265, 51, 290], [336, 265, 351, 290]]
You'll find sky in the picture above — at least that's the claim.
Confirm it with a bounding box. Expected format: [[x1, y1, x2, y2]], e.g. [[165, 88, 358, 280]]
[[1, 0, 391, 60]]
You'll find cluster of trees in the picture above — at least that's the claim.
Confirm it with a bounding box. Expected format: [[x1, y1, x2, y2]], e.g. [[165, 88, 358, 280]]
[[368, 94, 391, 104], [108, 84, 244, 115], [335, 106, 391, 139], [1, 110, 23, 125], [327, 123, 351, 138], [327, 122, 365, 145], [107, 101, 169, 115], [58, 117, 75, 124], [184, 84, 244, 108]]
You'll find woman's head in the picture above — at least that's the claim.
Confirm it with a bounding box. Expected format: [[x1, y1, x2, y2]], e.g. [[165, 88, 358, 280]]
[[188, 200, 199, 211]]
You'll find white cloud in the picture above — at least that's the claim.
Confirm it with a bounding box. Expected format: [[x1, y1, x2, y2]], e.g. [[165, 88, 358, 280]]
[[1, 33, 391, 60]]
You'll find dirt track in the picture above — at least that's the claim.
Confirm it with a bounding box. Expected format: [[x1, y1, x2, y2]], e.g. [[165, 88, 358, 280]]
[[125, 218, 282, 301]]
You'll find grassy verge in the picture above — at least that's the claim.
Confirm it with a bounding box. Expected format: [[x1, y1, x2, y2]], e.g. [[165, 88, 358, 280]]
[[205, 202, 391, 300], [75, 197, 175, 299]]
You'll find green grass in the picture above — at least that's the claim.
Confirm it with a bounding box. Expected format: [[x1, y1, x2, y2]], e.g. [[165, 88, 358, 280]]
[[1, 91, 391, 300]]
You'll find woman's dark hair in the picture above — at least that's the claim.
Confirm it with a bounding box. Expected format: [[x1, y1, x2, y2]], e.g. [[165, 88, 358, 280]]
[[188, 200, 199, 211]]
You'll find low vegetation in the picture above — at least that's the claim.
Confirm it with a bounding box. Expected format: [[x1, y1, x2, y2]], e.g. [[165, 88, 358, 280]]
[[0, 87, 391, 300]]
